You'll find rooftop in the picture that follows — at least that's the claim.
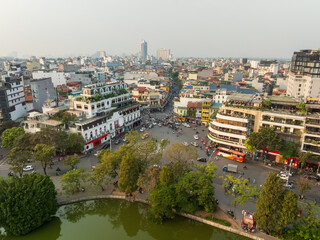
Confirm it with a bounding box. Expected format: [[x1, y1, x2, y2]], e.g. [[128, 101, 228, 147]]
[[228, 93, 255, 102]]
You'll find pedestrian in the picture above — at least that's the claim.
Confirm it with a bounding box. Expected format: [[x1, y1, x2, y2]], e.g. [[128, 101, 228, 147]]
[[253, 178, 256, 184]]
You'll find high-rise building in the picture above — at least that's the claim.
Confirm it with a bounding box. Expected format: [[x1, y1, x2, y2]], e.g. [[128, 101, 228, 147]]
[[0, 76, 27, 122], [287, 49, 320, 100], [240, 58, 248, 64], [140, 40, 148, 60], [157, 48, 171, 60], [30, 78, 57, 112], [99, 51, 106, 58]]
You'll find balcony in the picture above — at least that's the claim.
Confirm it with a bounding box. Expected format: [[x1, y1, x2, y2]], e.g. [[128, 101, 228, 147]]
[[260, 120, 304, 130], [209, 126, 247, 140], [211, 119, 247, 132], [207, 133, 246, 149], [216, 112, 249, 123]]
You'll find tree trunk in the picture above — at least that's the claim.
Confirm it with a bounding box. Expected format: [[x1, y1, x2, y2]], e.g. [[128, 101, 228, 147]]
[[43, 162, 47, 175]]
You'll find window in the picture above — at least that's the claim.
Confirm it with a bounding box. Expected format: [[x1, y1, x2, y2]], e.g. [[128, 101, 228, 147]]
[[76, 104, 82, 109], [84, 105, 88, 110], [92, 105, 95, 110], [299, 84, 301, 87]]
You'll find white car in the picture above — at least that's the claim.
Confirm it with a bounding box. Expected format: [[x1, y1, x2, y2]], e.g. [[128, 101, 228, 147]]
[[140, 127, 146, 132], [185, 124, 191, 128], [277, 173, 289, 180], [158, 123, 162, 127], [280, 171, 293, 177], [191, 142, 198, 147], [23, 165, 34, 172], [194, 135, 199, 140], [183, 142, 189, 146]]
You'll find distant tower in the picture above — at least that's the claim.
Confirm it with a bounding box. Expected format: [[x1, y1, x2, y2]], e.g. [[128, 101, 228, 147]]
[[140, 40, 148, 60]]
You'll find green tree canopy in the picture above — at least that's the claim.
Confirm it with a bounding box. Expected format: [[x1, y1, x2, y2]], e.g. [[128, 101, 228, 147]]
[[255, 172, 298, 234], [1, 127, 24, 149], [64, 154, 81, 170], [66, 133, 85, 154], [246, 126, 283, 154], [298, 151, 313, 168], [280, 141, 299, 160], [118, 152, 140, 195], [33, 144, 56, 175], [0, 174, 57, 236], [296, 102, 308, 114], [262, 99, 271, 109], [7, 147, 32, 177], [61, 168, 89, 195]]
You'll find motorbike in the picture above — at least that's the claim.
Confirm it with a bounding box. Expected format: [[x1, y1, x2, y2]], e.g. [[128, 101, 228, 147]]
[[243, 166, 248, 169], [227, 210, 236, 219], [8, 171, 14, 177]]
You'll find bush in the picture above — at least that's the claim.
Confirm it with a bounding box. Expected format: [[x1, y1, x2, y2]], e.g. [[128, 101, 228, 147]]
[[205, 215, 231, 226], [0, 174, 57, 236]]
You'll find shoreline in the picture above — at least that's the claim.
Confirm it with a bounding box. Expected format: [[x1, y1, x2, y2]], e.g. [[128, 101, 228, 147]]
[[57, 194, 268, 240]]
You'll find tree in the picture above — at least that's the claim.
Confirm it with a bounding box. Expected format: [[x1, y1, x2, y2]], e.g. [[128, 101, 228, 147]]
[[33, 127, 59, 147], [33, 144, 56, 175], [280, 141, 299, 160], [262, 99, 271, 109], [289, 202, 320, 240], [138, 165, 161, 192], [61, 112, 76, 126], [296, 176, 312, 196], [0, 174, 57, 236], [118, 152, 139, 195], [61, 169, 89, 194], [166, 142, 198, 165], [148, 185, 176, 223], [221, 175, 260, 206], [298, 151, 313, 168], [246, 126, 282, 159], [297, 102, 308, 114], [277, 190, 298, 234], [255, 172, 298, 234], [66, 133, 85, 154], [255, 172, 284, 234], [7, 147, 32, 177], [0, 120, 19, 133], [1, 127, 24, 149], [64, 154, 80, 169], [13, 133, 35, 151], [159, 166, 175, 186]]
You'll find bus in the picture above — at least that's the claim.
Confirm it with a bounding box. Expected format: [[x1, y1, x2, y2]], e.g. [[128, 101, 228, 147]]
[[216, 147, 246, 163]]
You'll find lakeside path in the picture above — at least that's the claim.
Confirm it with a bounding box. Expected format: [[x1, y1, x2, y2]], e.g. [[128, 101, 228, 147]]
[[51, 176, 278, 240]]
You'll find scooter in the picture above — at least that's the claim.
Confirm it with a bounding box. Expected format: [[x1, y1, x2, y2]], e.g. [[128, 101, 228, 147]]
[[227, 210, 236, 219]]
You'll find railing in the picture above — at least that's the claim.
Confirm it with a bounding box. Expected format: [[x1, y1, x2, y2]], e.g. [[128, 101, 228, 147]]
[[208, 133, 243, 146]]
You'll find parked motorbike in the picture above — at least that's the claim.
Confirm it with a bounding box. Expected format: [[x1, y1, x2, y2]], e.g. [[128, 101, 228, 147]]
[[227, 210, 236, 219]]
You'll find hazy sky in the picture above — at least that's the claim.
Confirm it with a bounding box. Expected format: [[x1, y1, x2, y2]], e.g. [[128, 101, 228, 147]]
[[1, 0, 319, 58]]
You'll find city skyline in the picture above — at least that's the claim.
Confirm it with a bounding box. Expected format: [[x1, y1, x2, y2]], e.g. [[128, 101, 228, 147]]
[[1, 0, 320, 58]]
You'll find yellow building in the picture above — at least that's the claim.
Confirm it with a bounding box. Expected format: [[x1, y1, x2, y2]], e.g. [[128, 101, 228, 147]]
[[201, 99, 211, 123]]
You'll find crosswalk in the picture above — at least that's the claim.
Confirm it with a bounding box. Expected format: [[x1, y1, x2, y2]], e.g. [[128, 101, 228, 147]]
[[0, 157, 8, 167]]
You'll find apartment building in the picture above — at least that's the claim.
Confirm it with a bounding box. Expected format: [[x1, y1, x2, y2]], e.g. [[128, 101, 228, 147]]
[[32, 70, 67, 87], [208, 93, 262, 151], [30, 78, 57, 112], [23, 81, 141, 151], [287, 50, 320, 100], [0, 76, 27, 122]]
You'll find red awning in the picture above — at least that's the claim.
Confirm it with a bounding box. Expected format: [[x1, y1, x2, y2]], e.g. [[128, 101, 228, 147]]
[[85, 132, 109, 145]]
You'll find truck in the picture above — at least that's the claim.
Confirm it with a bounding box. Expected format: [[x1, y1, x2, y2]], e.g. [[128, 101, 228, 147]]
[[222, 164, 238, 173]]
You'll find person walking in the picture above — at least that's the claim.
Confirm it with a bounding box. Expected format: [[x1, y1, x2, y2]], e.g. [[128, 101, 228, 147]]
[[253, 178, 256, 184]]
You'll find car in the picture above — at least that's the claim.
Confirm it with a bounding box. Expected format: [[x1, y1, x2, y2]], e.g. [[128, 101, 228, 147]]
[[158, 123, 162, 127], [148, 124, 153, 129], [153, 122, 157, 126], [94, 151, 101, 156], [280, 171, 293, 177], [163, 122, 167, 126], [194, 135, 199, 140], [277, 173, 289, 180], [191, 142, 198, 147], [23, 165, 34, 172], [185, 124, 191, 128], [183, 142, 189, 146], [197, 157, 207, 162], [140, 127, 146, 132]]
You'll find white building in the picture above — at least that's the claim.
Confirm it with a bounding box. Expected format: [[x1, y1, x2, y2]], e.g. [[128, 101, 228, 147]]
[[0, 76, 27, 122], [32, 71, 67, 87], [157, 48, 171, 60], [213, 89, 229, 104]]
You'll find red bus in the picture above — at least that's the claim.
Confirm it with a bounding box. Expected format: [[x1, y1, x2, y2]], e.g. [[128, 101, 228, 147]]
[[216, 147, 246, 162]]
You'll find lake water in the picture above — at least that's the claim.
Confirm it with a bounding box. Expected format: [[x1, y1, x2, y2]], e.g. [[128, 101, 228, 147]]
[[0, 199, 248, 240]]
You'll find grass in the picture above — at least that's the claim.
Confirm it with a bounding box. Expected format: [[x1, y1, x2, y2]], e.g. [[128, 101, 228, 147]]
[[205, 215, 231, 226]]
